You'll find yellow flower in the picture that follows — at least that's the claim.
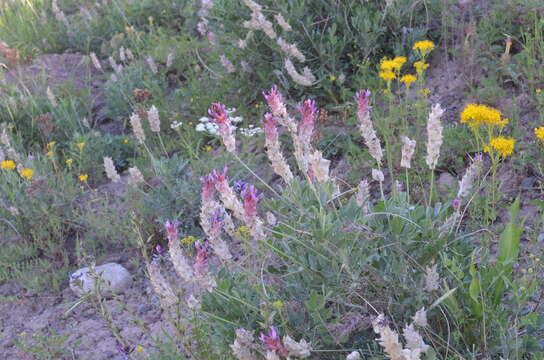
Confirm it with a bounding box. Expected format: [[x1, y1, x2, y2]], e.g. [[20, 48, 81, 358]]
[[135, 345, 144, 353], [413, 40, 435, 56], [205, 145, 213, 151], [414, 61, 429, 74], [329, 75, 337, 81], [400, 74, 417, 86], [79, 174, 88, 182], [485, 136, 515, 157], [46, 151, 54, 157], [188, 122, 193, 126], [393, 56, 407, 70], [123, 138, 129, 144], [379, 70, 396, 81], [0, 160, 16, 170], [46, 141, 56, 148], [255, 103, 261, 109], [181, 235, 196, 247], [76, 142, 85, 151], [379, 58, 398, 72], [66, 158, 74, 165], [272, 301, 284, 310], [235, 225, 250, 240], [383, 89, 391, 95], [460, 103, 507, 129], [536, 88, 542, 94], [535, 126, 544, 142], [20, 168, 34, 180], [420, 88, 431, 96]]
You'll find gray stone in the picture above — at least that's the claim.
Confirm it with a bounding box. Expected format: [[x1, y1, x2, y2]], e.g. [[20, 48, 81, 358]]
[[69, 263, 132, 297], [437, 172, 457, 199]]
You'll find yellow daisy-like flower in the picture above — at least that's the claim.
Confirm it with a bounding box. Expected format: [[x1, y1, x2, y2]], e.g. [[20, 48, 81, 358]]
[[1, 160, 16, 170], [76, 142, 85, 151], [46, 151, 54, 157], [20, 168, 34, 180], [383, 89, 391, 95], [135, 345, 144, 353], [413, 40, 435, 56], [46, 141, 56, 148], [329, 75, 337, 81], [379, 70, 396, 81], [535, 126, 544, 142], [205, 145, 213, 151], [536, 88, 542, 94], [79, 174, 88, 182], [420, 88, 431, 96], [66, 158, 74, 165], [392, 56, 407, 70], [414, 61, 429, 74], [379, 58, 398, 72], [460, 103, 507, 129], [485, 136, 515, 157], [123, 138, 129, 144], [400, 74, 417, 86]]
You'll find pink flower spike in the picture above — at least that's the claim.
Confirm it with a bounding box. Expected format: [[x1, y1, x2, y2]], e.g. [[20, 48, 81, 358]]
[[263, 113, 278, 141], [200, 173, 216, 202], [208, 103, 229, 125], [241, 184, 263, 218], [212, 167, 229, 194], [354, 90, 372, 114], [263, 86, 286, 118], [210, 208, 224, 234], [194, 240, 209, 274], [259, 327, 289, 357], [164, 220, 180, 243]]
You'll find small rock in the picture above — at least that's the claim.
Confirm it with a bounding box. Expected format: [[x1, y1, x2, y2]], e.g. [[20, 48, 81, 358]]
[[69, 263, 132, 297], [538, 232, 544, 242], [437, 172, 457, 200]]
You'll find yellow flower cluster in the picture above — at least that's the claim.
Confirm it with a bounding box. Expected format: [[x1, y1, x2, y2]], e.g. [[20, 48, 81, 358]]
[[79, 174, 88, 182], [379, 71, 396, 81], [414, 61, 429, 74], [1, 160, 16, 170], [181, 235, 197, 247], [400, 74, 416, 86], [380, 56, 406, 73], [460, 104, 508, 130], [20, 168, 34, 180], [484, 136, 515, 157], [535, 126, 544, 142], [413, 40, 435, 56]]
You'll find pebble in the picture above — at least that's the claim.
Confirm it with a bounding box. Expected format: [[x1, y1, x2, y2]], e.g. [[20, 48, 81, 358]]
[[69, 263, 132, 297]]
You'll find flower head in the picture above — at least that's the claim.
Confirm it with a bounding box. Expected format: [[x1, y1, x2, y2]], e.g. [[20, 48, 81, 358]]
[[535, 126, 544, 142], [66, 158, 73, 165], [400, 74, 416, 86], [485, 136, 515, 157], [79, 174, 88, 182], [379, 71, 396, 81], [259, 327, 289, 357], [414, 61, 429, 74], [460, 104, 507, 130], [194, 240, 209, 274], [208, 103, 229, 125], [76, 142, 85, 151], [1, 160, 16, 170], [20, 168, 33, 180], [263, 86, 287, 118], [199, 173, 216, 202], [241, 184, 263, 218], [164, 220, 180, 243], [413, 40, 435, 56], [46, 141, 56, 149]]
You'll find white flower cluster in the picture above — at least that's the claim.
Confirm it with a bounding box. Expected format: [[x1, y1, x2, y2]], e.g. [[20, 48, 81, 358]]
[[239, 124, 263, 137], [195, 108, 243, 135], [170, 121, 184, 129]]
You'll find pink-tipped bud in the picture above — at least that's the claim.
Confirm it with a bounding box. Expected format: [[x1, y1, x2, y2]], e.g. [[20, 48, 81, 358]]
[[164, 220, 179, 243], [263, 112, 278, 142], [210, 208, 224, 234], [212, 167, 229, 194], [259, 327, 289, 357], [241, 184, 263, 218], [354, 90, 372, 115], [297, 99, 317, 136], [452, 197, 462, 211], [200, 173, 216, 202], [194, 240, 209, 274], [263, 86, 286, 118], [208, 103, 229, 125]]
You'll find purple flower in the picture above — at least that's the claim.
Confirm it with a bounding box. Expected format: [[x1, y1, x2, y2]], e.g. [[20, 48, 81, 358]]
[[241, 184, 263, 218], [164, 220, 180, 243], [233, 180, 248, 195], [259, 327, 289, 357]]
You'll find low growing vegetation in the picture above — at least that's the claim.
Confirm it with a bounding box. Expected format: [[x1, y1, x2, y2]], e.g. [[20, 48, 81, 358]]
[[0, 0, 544, 359]]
